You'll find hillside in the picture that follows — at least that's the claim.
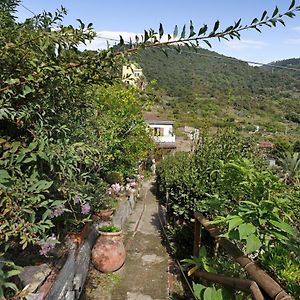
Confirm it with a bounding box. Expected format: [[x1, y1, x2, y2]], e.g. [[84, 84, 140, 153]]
[[135, 47, 300, 138]]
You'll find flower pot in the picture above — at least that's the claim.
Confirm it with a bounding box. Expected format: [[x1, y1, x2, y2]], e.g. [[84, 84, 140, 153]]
[[91, 231, 125, 273], [68, 223, 90, 247], [92, 209, 114, 221]]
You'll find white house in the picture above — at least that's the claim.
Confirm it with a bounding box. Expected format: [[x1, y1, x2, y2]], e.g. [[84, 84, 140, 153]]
[[144, 113, 176, 149]]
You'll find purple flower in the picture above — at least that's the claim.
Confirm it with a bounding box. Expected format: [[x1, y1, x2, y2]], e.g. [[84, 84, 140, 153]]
[[39, 234, 58, 257], [50, 204, 65, 218], [130, 181, 137, 188], [81, 203, 91, 215], [111, 183, 122, 194]]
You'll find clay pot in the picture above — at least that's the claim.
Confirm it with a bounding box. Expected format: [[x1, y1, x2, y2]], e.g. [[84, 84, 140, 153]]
[[92, 209, 114, 221], [68, 223, 90, 247], [91, 231, 126, 272]]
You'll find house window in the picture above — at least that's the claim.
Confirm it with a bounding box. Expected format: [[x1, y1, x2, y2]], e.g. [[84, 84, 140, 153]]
[[134, 71, 142, 77], [153, 127, 164, 136]]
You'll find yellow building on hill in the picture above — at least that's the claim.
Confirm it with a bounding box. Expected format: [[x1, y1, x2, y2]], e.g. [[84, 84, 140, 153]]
[[122, 63, 145, 89]]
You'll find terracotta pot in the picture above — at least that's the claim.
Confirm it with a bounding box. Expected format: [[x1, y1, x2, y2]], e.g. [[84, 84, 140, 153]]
[[92, 209, 114, 221], [68, 223, 90, 247], [91, 231, 126, 273]]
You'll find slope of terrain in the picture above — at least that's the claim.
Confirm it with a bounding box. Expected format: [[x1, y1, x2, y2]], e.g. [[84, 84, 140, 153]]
[[135, 47, 300, 138]]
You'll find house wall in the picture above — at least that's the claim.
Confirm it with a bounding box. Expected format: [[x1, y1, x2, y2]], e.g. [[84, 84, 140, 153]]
[[122, 64, 143, 86], [148, 124, 175, 143]]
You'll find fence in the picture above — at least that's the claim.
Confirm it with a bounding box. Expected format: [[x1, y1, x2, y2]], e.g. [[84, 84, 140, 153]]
[[193, 212, 293, 300]]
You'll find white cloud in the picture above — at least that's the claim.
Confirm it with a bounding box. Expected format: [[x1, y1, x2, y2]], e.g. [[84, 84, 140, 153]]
[[224, 39, 268, 51], [79, 31, 141, 51], [285, 38, 300, 45]]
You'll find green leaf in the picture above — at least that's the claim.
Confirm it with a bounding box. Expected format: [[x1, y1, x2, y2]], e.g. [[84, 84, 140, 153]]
[[214, 288, 224, 300], [144, 30, 149, 42], [119, 35, 124, 46], [238, 223, 256, 240], [289, 0, 295, 10], [269, 220, 295, 236], [234, 18, 242, 29], [189, 20, 196, 37], [188, 265, 198, 276], [0, 169, 10, 183], [161, 48, 168, 57], [246, 234, 262, 253], [261, 10, 268, 21], [224, 25, 233, 33], [213, 20, 220, 32], [193, 282, 206, 299], [159, 23, 164, 39], [203, 286, 216, 300], [198, 24, 208, 35], [199, 246, 207, 258], [180, 24, 186, 39], [228, 216, 243, 232], [285, 11, 295, 18], [272, 6, 279, 18], [251, 18, 259, 25], [76, 19, 85, 29], [23, 85, 33, 96], [3, 282, 18, 291], [7, 269, 22, 278], [28, 180, 53, 193], [254, 27, 262, 33], [173, 25, 178, 38], [203, 40, 212, 48]]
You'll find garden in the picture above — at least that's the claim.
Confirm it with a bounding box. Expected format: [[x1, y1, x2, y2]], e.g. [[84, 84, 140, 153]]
[[156, 129, 300, 299], [1, 0, 300, 298]]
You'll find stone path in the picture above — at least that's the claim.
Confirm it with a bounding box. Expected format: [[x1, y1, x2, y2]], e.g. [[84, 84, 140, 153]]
[[81, 179, 169, 300]]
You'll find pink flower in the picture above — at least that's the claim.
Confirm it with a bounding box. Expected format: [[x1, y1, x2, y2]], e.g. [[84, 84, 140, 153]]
[[81, 203, 91, 215], [39, 234, 57, 257], [50, 204, 65, 218]]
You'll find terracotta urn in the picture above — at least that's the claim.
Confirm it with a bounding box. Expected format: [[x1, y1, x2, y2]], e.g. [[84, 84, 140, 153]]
[[91, 230, 126, 272]]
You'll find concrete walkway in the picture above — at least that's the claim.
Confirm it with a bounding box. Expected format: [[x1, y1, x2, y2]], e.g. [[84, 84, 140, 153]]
[[81, 179, 169, 300], [111, 179, 169, 300]]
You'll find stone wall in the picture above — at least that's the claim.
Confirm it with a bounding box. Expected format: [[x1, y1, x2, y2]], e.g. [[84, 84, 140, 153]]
[[24, 192, 137, 300]]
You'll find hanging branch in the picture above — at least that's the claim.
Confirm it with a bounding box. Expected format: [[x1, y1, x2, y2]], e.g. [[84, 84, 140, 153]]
[[1, 1, 299, 93], [116, 1, 299, 54]]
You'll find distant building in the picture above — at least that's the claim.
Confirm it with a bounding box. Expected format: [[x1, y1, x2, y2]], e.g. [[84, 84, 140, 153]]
[[122, 63, 145, 89], [180, 126, 200, 141], [144, 113, 176, 149]]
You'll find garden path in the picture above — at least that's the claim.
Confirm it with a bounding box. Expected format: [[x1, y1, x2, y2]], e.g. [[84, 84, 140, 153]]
[[82, 179, 170, 300]]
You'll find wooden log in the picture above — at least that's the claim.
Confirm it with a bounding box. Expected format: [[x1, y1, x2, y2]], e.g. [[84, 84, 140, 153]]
[[193, 220, 201, 257], [194, 212, 293, 300], [194, 270, 264, 300]]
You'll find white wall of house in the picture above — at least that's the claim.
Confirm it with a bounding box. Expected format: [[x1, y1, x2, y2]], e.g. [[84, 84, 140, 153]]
[[148, 124, 175, 143]]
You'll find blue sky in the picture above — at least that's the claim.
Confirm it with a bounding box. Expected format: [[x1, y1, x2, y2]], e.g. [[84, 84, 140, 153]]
[[17, 0, 300, 63]]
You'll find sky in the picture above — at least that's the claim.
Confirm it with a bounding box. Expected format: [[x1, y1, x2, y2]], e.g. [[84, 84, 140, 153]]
[[16, 0, 300, 64]]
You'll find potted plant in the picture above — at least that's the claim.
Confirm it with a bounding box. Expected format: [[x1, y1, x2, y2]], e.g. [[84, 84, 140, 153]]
[[92, 197, 118, 221], [91, 225, 126, 273]]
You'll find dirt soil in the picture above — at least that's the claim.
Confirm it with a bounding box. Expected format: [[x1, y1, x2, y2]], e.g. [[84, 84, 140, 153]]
[[81, 180, 169, 300]]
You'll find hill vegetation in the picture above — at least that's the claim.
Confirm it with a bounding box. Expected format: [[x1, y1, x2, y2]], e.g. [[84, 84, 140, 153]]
[[135, 47, 300, 138]]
